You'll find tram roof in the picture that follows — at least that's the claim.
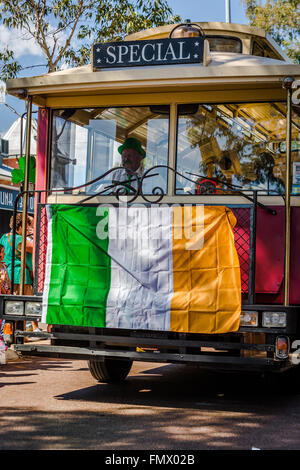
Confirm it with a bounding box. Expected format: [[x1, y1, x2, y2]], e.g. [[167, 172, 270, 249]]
[[6, 22, 300, 107], [125, 22, 290, 60]]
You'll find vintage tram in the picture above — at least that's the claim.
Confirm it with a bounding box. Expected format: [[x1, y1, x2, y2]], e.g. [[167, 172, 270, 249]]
[[1, 20, 300, 381]]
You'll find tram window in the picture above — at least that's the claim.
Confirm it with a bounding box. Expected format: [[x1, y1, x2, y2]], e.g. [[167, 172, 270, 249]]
[[252, 39, 282, 60], [176, 102, 300, 196], [207, 36, 242, 53], [280, 138, 300, 194], [50, 106, 169, 195]]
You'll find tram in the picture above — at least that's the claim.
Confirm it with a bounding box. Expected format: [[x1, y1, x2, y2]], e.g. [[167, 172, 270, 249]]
[[1, 21, 300, 382]]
